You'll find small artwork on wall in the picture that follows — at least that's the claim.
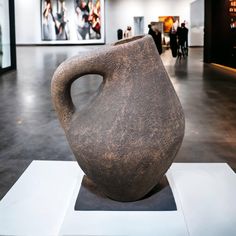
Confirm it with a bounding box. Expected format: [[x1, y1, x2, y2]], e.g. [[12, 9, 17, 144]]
[[229, 0, 236, 29], [41, 0, 104, 44], [230, 18, 236, 28], [150, 21, 164, 35], [158, 16, 179, 33]]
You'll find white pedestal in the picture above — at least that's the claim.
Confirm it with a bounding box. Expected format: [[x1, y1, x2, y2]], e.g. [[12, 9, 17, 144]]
[[0, 161, 235, 236]]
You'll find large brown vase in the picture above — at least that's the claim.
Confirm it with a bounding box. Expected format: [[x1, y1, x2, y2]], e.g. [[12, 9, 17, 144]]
[[51, 35, 185, 202]]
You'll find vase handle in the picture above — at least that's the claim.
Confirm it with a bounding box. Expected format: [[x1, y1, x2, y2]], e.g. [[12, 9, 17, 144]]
[[51, 50, 108, 131]]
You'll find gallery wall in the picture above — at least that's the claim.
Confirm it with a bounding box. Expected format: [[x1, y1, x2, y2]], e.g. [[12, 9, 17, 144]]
[[15, 0, 203, 46], [15, 0, 40, 44], [190, 0, 204, 46], [105, 0, 198, 45]]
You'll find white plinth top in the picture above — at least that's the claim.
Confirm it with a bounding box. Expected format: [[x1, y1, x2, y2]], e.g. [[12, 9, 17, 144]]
[[0, 161, 235, 236]]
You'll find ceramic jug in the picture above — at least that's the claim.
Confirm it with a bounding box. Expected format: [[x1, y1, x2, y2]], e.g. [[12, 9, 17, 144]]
[[51, 35, 185, 202]]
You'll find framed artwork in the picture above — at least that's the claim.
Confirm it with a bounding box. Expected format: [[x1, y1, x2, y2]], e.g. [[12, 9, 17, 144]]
[[41, 0, 105, 44], [150, 21, 164, 35], [229, 0, 236, 29], [0, 0, 16, 73], [158, 16, 179, 33], [133, 16, 144, 36]]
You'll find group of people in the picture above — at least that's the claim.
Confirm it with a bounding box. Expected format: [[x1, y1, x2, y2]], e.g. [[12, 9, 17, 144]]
[[117, 21, 188, 60], [170, 22, 188, 58], [118, 24, 162, 56], [116, 26, 133, 40], [148, 22, 188, 58]]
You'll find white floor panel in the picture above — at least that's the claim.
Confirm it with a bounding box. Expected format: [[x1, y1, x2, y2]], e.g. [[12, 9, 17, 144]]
[[0, 160, 81, 236], [0, 161, 235, 236], [168, 163, 236, 236]]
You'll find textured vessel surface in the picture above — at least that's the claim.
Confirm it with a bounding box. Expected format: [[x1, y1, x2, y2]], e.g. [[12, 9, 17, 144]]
[[51, 35, 185, 202]]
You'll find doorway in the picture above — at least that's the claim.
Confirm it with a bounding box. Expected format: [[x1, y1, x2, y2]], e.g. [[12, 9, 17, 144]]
[[133, 17, 144, 36]]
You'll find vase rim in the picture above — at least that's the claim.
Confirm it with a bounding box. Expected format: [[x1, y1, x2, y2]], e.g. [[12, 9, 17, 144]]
[[112, 35, 151, 47]]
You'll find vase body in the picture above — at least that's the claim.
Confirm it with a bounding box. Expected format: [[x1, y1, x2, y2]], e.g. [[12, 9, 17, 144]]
[[51, 35, 185, 202]]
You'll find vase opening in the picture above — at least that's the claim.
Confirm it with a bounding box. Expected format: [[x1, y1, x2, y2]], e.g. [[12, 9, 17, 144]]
[[113, 35, 145, 46], [71, 74, 103, 112]]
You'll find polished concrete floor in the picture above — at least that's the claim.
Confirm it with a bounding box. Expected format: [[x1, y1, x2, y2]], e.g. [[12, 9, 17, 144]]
[[0, 46, 236, 200]]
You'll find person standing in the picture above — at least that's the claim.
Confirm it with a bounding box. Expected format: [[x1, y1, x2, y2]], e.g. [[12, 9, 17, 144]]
[[117, 29, 123, 40], [124, 26, 132, 38], [155, 28, 162, 55], [169, 26, 178, 58], [148, 24, 162, 55], [177, 22, 188, 57]]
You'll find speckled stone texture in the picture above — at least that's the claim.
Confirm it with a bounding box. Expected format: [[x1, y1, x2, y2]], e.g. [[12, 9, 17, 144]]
[[51, 35, 185, 202]]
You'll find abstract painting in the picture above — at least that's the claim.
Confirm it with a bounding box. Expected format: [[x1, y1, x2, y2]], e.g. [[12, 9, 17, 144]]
[[158, 16, 180, 33], [41, 0, 104, 44]]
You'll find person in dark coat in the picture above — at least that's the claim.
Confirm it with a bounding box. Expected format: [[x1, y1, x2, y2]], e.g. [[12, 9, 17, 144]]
[[169, 26, 178, 58], [117, 29, 123, 40], [177, 22, 188, 57], [148, 24, 162, 55]]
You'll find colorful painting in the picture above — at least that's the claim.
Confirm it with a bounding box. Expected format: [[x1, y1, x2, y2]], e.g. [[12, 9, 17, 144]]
[[41, 0, 104, 43], [158, 16, 179, 33], [229, 0, 236, 28], [150, 21, 164, 35]]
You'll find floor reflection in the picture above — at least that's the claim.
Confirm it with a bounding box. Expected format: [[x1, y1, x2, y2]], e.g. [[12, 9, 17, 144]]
[[0, 46, 235, 200]]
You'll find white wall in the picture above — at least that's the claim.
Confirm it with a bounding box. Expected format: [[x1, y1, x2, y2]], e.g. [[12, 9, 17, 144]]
[[105, 0, 194, 44], [190, 0, 204, 46], [15, 0, 41, 44], [15, 0, 203, 46]]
